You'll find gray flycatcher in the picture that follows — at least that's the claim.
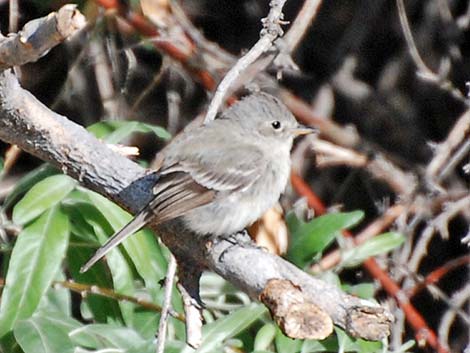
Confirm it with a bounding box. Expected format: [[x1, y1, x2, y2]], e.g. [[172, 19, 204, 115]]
[[80, 92, 315, 273]]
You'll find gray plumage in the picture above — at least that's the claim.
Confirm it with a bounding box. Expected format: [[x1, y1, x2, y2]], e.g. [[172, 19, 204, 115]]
[[80, 92, 314, 273]]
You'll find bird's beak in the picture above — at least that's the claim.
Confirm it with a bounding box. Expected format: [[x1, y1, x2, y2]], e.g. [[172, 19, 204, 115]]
[[291, 124, 317, 136]]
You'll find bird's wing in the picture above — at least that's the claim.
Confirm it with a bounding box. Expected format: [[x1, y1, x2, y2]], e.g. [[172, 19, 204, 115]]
[[81, 145, 266, 273], [161, 144, 266, 192], [80, 172, 215, 273]]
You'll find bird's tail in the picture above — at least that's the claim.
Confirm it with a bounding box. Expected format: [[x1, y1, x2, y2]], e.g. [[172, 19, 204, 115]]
[[80, 209, 149, 273]]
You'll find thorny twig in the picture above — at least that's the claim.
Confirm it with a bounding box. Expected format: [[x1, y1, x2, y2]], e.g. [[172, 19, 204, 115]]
[[426, 109, 470, 184], [407, 196, 470, 278], [204, 0, 288, 123], [407, 255, 470, 298], [396, 0, 469, 106], [312, 139, 417, 196], [438, 284, 470, 351]]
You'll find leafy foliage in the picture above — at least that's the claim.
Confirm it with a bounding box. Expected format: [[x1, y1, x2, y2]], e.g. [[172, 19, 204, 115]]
[[286, 210, 364, 267]]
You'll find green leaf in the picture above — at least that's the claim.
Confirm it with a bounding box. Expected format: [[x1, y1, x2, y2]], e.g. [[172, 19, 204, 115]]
[[132, 311, 158, 340], [299, 334, 339, 352], [4, 165, 57, 210], [287, 211, 364, 267], [0, 207, 70, 337], [37, 272, 71, 315], [356, 337, 383, 353], [64, 190, 137, 325], [12, 174, 76, 225], [88, 120, 171, 143], [0, 331, 25, 353], [62, 202, 98, 242], [274, 328, 302, 353], [86, 190, 167, 300], [335, 327, 359, 352], [127, 340, 163, 353], [335, 327, 385, 352], [342, 282, 375, 299], [254, 323, 276, 351], [67, 245, 122, 323], [69, 324, 146, 350], [182, 303, 266, 353], [91, 218, 136, 326], [13, 310, 81, 353], [341, 232, 405, 268]]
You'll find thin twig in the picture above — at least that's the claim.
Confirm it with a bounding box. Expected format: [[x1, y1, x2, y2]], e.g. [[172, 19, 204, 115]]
[[426, 109, 470, 182], [130, 61, 167, 113], [311, 139, 417, 196], [273, 0, 323, 72], [437, 138, 470, 182], [282, 0, 323, 53], [156, 254, 178, 353], [54, 280, 184, 321], [2, 145, 21, 177], [408, 196, 470, 276], [396, 0, 468, 105], [438, 284, 470, 351], [204, 0, 288, 123], [90, 39, 121, 120], [177, 277, 203, 348], [395, 0, 433, 77], [407, 255, 470, 298], [8, 0, 19, 33]]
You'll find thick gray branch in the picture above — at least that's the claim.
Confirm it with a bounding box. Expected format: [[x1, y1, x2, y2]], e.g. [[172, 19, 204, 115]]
[[0, 5, 86, 71], [0, 70, 153, 208], [0, 70, 392, 341]]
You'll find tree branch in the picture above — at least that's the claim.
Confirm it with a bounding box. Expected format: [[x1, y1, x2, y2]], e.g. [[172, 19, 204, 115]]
[[204, 0, 288, 123], [0, 69, 393, 341], [0, 4, 86, 71]]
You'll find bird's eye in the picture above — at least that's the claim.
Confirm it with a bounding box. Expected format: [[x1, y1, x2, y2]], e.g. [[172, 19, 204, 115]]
[[271, 121, 281, 130]]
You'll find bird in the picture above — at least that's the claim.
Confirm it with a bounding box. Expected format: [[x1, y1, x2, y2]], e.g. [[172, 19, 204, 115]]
[[80, 92, 315, 273]]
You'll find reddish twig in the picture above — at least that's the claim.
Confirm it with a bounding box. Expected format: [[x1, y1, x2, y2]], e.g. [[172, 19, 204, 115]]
[[94, 0, 216, 90], [407, 255, 470, 298], [290, 171, 326, 214]]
